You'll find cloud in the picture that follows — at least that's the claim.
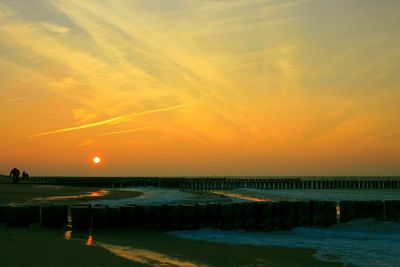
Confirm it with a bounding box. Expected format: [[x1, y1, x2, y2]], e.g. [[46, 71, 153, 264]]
[[100, 127, 148, 137], [0, 96, 23, 103], [30, 116, 124, 137], [2, 0, 400, 175], [72, 108, 97, 124], [77, 139, 96, 147], [30, 104, 186, 137], [40, 22, 70, 33]]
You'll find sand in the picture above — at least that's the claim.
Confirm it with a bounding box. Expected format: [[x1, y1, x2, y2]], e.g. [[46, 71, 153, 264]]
[[0, 225, 347, 267], [94, 229, 347, 267], [0, 184, 347, 266], [0, 225, 139, 267], [0, 184, 142, 205]]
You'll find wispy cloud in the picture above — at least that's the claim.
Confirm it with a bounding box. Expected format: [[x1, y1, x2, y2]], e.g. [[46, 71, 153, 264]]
[[77, 139, 96, 147], [2, 0, 400, 175], [30, 116, 124, 137], [100, 127, 148, 137], [40, 22, 70, 33], [0, 96, 23, 103], [30, 104, 186, 137]]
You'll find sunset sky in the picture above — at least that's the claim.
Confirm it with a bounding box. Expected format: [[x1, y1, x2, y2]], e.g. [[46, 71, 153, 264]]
[[1, 0, 399, 176]]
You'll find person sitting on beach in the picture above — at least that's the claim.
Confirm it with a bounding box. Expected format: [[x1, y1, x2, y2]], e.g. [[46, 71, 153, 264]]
[[9, 168, 20, 184]]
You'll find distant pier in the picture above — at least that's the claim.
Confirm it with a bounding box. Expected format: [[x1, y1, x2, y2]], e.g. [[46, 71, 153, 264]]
[[19, 176, 400, 190]]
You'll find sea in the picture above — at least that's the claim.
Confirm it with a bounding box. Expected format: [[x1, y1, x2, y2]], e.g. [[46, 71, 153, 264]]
[[89, 186, 400, 267], [2, 175, 399, 267]]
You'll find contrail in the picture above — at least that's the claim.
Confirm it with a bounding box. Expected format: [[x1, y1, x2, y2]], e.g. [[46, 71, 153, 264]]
[[30, 104, 185, 137], [0, 97, 23, 103], [30, 116, 125, 137], [124, 104, 186, 119], [100, 127, 148, 136]]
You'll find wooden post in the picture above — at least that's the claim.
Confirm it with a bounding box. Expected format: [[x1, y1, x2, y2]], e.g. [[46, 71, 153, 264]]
[[40, 205, 68, 228], [120, 205, 137, 228], [71, 206, 91, 230], [29, 205, 40, 223], [384, 200, 400, 222], [92, 205, 108, 229], [106, 206, 121, 227], [0, 205, 9, 223], [7, 206, 29, 227]]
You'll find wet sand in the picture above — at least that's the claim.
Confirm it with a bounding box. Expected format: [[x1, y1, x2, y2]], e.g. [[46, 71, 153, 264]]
[[0, 225, 346, 267], [0, 225, 140, 267], [95, 229, 347, 267], [0, 184, 142, 205], [0, 184, 347, 266]]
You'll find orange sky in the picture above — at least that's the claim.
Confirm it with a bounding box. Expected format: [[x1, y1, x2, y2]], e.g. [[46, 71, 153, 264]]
[[1, 0, 399, 176]]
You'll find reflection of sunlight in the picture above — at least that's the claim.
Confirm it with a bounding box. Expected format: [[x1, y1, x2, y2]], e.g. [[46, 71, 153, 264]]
[[99, 244, 206, 267], [64, 229, 72, 240], [89, 190, 106, 197], [86, 234, 93, 246], [33, 189, 109, 201], [212, 191, 268, 202], [65, 210, 73, 240]]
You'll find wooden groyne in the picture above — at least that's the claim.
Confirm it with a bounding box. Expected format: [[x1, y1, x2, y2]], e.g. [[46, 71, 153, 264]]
[[22, 176, 400, 190], [1, 200, 399, 231]]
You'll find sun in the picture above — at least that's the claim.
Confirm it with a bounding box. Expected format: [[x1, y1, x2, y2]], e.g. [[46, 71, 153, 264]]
[[92, 156, 101, 164], [88, 153, 104, 167], [92, 156, 102, 165]]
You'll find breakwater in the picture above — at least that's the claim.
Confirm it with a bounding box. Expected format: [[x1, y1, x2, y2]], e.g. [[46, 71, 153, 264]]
[[22, 176, 400, 190], [1, 200, 399, 230]]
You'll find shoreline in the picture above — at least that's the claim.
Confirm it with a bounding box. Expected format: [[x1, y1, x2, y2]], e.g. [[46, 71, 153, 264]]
[[0, 184, 376, 266], [0, 184, 142, 205], [0, 225, 346, 267]]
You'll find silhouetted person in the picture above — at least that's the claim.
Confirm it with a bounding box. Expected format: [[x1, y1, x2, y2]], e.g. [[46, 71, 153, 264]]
[[9, 168, 20, 184], [21, 171, 30, 181]]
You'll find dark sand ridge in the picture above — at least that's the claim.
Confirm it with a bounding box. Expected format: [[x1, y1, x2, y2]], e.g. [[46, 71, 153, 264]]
[[0, 184, 142, 205]]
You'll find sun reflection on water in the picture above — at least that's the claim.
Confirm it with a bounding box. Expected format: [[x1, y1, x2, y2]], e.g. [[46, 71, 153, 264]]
[[64, 229, 72, 240], [64, 208, 73, 240], [212, 191, 268, 202], [34, 189, 109, 201], [99, 244, 206, 267], [86, 234, 93, 246]]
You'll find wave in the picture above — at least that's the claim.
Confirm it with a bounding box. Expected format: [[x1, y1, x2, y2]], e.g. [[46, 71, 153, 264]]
[[89, 187, 233, 206], [169, 219, 400, 267], [218, 188, 400, 202]]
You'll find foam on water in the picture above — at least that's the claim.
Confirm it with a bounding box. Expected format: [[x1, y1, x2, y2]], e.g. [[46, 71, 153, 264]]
[[87, 185, 400, 266], [89, 187, 230, 206], [221, 188, 400, 202], [170, 219, 400, 267]]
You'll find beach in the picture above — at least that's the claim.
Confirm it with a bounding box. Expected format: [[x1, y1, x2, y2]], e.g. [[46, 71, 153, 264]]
[[2, 0, 399, 265], [0, 184, 348, 267], [0, 184, 142, 205], [0, 225, 344, 267]]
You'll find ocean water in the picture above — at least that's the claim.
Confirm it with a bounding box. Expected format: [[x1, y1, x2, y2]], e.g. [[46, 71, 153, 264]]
[[164, 187, 399, 267], [170, 219, 400, 267], [216, 188, 400, 202], [89, 186, 235, 206], [89, 186, 399, 266], [91, 186, 400, 205]]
